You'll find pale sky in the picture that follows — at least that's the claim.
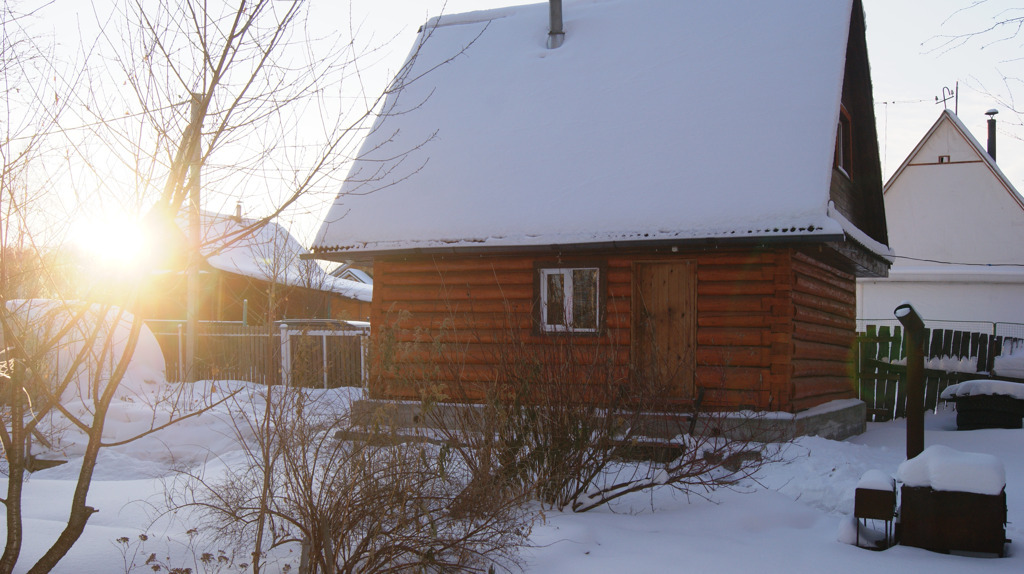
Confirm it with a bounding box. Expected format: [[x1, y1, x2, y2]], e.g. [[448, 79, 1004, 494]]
[[30, 0, 1024, 239]]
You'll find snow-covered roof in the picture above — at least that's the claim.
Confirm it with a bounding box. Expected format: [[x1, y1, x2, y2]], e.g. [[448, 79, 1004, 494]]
[[313, 0, 863, 255], [190, 212, 372, 302]]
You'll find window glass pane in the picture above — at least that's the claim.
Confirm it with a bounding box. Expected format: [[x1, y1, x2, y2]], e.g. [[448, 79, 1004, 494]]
[[571, 268, 598, 330], [545, 272, 565, 327]]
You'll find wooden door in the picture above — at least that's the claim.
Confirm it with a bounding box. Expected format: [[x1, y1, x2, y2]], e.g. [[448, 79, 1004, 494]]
[[632, 261, 696, 400]]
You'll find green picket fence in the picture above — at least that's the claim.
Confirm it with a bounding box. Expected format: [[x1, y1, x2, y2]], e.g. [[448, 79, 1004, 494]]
[[855, 324, 1023, 421]]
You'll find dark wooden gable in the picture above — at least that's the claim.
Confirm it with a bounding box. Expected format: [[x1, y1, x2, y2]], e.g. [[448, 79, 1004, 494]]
[[829, 0, 887, 248]]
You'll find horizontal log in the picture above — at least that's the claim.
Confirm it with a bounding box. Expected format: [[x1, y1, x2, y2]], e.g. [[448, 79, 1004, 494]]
[[700, 389, 771, 411], [378, 283, 534, 302], [699, 295, 769, 313], [697, 346, 769, 368], [382, 270, 533, 288], [697, 281, 777, 297], [607, 283, 633, 298], [792, 340, 852, 362], [687, 251, 774, 266], [605, 268, 633, 285], [697, 268, 774, 283], [790, 377, 854, 400], [607, 250, 770, 269], [376, 362, 501, 384], [697, 328, 767, 347], [793, 251, 855, 282], [793, 321, 855, 347], [377, 255, 536, 273], [381, 312, 532, 331], [790, 288, 856, 319], [606, 291, 630, 305], [793, 271, 855, 302], [376, 299, 533, 315], [695, 365, 769, 389], [388, 327, 631, 348], [791, 359, 849, 378], [793, 305, 854, 330], [389, 339, 630, 363], [697, 314, 772, 329]]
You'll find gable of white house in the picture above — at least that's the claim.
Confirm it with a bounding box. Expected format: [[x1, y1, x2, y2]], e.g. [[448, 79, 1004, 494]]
[[858, 111, 1024, 325]]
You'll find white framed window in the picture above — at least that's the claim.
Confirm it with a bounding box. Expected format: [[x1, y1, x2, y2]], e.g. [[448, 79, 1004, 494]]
[[539, 267, 600, 333]]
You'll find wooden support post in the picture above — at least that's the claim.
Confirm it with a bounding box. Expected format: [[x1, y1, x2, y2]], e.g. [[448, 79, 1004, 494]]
[[895, 303, 925, 460]]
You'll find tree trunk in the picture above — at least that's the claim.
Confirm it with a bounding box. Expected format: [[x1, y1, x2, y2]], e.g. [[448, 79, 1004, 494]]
[[0, 435, 26, 574], [25, 400, 105, 574]]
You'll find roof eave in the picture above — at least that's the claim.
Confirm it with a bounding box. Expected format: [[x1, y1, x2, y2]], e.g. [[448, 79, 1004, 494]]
[[309, 232, 848, 263]]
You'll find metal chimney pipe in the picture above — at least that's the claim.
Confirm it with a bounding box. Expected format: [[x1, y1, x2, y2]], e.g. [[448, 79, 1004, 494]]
[[547, 0, 564, 49], [894, 302, 925, 460], [986, 108, 998, 162]]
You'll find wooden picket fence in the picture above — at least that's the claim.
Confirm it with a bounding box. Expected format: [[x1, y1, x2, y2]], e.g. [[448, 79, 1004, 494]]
[[856, 325, 1023, 421]]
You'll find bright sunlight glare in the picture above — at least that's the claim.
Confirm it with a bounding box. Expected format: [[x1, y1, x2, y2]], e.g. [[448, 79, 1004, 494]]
[[70, 212, 152, 273]]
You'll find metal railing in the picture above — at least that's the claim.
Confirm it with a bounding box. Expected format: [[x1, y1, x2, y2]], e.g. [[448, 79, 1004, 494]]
[[146, 319, 368, 387]]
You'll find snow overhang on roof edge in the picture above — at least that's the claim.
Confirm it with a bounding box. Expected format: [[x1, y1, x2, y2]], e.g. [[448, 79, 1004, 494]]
[[826, 202, 894, 262], [310, 220, 849, 258]]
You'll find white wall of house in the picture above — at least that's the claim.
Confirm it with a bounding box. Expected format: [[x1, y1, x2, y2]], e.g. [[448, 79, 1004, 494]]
[[857, 111, 1024, 327], [858, 273, 1024, 325]]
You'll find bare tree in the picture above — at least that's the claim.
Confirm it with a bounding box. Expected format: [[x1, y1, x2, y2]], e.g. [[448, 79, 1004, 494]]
[[0, 299, 236, 573], [0, 0, 479, 569], [927, 2, 1024, 131], [80, 0, 454, 245]]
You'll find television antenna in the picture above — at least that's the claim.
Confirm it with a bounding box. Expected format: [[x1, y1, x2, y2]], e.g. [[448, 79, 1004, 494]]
[[935, 82, 958, 115]]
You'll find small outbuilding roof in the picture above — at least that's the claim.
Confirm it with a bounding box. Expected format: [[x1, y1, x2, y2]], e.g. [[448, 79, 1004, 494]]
[[190, 212, 372, 302], [313, 0, 863, 256]]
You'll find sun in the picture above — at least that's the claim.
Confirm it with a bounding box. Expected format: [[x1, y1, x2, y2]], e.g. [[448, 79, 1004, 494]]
[[70, 211, 152, 273]]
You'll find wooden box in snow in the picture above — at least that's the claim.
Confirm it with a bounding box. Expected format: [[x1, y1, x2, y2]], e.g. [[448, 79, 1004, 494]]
[[940, 379, 1024, 430], [899, 486, 1007, 556], [897, 445, 1008, 556]]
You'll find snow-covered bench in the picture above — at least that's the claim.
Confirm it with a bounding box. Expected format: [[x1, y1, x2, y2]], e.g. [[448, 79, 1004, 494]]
[[940, 379, 1024, 430]]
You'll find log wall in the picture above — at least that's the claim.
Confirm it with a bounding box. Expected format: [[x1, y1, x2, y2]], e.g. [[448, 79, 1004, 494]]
[[370, 246, 858, 412], [788, 252, 858, 410]]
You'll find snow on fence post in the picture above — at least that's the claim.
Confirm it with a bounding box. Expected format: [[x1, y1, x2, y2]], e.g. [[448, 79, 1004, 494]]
[[279, 323, 291, 387]]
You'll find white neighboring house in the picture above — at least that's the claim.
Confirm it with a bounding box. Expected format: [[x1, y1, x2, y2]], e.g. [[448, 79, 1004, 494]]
[[857, 109, 1024, 328]]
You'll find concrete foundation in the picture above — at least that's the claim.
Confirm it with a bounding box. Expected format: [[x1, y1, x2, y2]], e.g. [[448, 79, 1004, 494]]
[[350, 397, 866, 442]]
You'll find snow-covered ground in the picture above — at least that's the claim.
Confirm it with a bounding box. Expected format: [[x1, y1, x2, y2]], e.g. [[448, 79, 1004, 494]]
[[2, 383, 1019, 573]]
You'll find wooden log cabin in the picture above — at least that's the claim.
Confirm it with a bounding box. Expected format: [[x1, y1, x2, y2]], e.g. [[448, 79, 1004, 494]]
[[311, 0, 891, 417]]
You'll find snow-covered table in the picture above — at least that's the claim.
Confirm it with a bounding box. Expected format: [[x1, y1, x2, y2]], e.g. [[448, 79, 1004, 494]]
[[940, 379, 1024, 430]]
